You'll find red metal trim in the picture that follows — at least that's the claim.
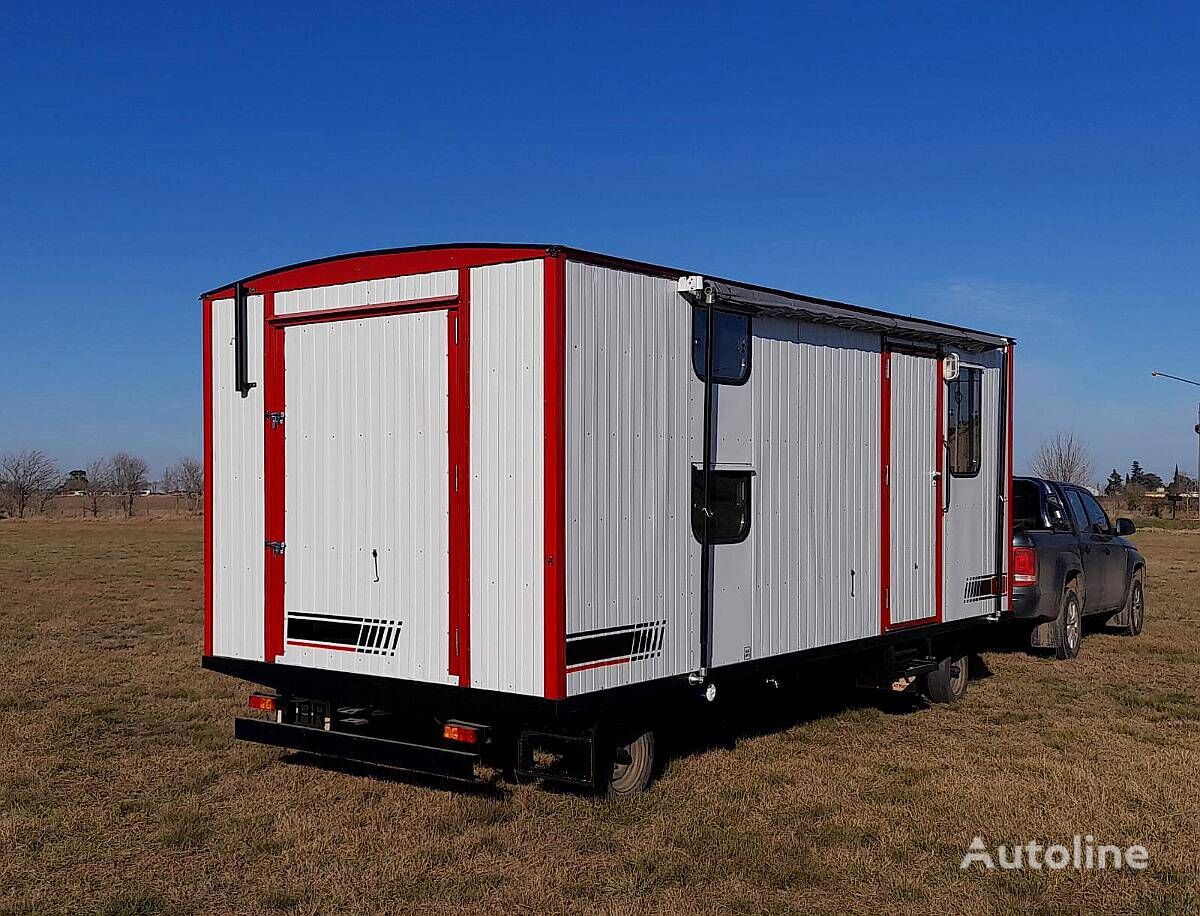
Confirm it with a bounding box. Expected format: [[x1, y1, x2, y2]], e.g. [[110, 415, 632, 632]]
[[268, 294, 459, 328], [935, 357, 945, 623], [447, 269, 471, 685], [203, 298, 214, 656], [210, 247, 546, 299], [263, 292, 285, 662], [285, 640, 357, 653], [1006, 343, 1016, 610], [543, 255, 567, 699], [879, 349, 891, 634], [566, 657, 631, 675]]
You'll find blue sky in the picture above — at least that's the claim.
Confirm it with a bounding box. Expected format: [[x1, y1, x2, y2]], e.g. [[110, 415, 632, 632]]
[[1, 2, 1197, 482]]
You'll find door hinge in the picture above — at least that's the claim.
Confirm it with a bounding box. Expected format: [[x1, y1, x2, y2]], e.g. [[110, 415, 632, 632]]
[[265, 540, 286, 556], [265, 411, 285, 428]]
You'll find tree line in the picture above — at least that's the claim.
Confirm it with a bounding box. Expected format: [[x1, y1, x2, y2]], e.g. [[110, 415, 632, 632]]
[[0, 449, 202, 519]]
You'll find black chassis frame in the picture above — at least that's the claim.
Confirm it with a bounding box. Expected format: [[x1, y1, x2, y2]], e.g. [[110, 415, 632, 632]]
[[205, 614, 990, 783]]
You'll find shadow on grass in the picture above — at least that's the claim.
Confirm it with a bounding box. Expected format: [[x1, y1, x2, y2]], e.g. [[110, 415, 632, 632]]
[[278, 751, 512, 800]]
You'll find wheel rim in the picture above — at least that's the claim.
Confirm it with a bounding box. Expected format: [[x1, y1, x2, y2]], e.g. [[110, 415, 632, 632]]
[[1066, 599, 1081, 651], [609, 738, 645, 793], [1132, 585, 1144, 632], [948, 656, 968, 695]]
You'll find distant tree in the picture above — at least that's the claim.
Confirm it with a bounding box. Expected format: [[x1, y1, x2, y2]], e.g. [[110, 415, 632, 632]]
[[163, 457, 203, 513], [111, 452, 149, 518], [1104, 470, 1124, 496], [1, 449, 60, 518], [1128, 461, 1146, 487], [83, 458, 114, 518], [63, 469, 87, 493], [1031, 433, 1095, 486], [1142, 473, 1165, 492], [1125, 482, 1147, 512]]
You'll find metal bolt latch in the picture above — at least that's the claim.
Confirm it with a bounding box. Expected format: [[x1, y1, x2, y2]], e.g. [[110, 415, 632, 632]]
[[265, 540, 286, 556], [265, 411, 285, 429]]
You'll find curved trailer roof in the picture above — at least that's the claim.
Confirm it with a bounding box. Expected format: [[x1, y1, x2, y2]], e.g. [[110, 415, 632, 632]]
[[202, 242, 1012, 352]]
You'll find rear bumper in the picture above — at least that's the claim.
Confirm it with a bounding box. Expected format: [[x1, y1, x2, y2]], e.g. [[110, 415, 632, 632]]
[[1010, 585, 1056, 622], [234, 717, 480, 780]]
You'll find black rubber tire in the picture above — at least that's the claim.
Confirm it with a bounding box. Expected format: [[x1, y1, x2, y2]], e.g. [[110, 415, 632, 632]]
[[1055, 587, 1083, 660], [924, 650, 969, 704], [605, 730, 655, 799], [1122, 575, 1145, 637]]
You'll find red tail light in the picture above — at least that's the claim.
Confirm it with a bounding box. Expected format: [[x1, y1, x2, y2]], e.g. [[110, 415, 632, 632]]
[[248, 693, 278, 712], [1012, 547, 1038, 586], [443, 722, 486, 745]]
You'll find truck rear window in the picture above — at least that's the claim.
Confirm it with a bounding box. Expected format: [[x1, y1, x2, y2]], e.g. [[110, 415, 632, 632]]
[[1013, 480, 1046, 530]]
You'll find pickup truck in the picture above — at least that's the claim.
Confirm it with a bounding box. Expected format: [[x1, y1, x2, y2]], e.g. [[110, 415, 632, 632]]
[[1011, 476, 1146, 659]]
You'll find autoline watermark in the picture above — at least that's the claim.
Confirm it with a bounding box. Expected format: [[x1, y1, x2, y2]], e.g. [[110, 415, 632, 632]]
[[961, 835, 1150, 871]]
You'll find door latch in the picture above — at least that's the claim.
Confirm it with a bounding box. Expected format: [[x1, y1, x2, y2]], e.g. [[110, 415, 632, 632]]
[[265, 411, 285, 429], [265, 540, 286, 556]]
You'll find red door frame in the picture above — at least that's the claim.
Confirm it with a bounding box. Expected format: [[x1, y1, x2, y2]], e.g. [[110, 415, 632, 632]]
[[261, 288, 471, 684], [880, 346, 944, 632]]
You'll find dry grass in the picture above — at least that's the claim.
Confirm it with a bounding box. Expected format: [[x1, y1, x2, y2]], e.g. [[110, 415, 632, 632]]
[[2, 520, 1199, 915]]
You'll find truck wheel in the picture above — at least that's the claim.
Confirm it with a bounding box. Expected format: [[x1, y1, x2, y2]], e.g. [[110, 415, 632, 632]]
[[1055, 588, 1082, 660], [924, 650, 968, 703], [605, 730, 655, 798], [1121, 574, 1145, 637]]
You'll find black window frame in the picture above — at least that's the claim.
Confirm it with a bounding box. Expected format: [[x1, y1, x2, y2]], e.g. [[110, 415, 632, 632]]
[[691, 467, 753, 545], [946, 366, 983, 478], [691, 306, 752, 386]]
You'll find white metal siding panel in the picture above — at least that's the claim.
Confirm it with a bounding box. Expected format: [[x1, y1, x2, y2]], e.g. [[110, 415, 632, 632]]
[[273, 270, 457, 315], [889, 352, 939, 624], [942, 349, 1003, 621], [751, 318, 882, 655], [211, 295, 265, 660], [278, 313, 454, 683], [564, 264, 700, 696], [469, 261, 545, 696]]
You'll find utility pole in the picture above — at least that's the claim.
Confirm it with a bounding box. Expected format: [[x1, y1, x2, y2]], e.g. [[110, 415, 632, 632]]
[[1151, 371, 1200, 519]]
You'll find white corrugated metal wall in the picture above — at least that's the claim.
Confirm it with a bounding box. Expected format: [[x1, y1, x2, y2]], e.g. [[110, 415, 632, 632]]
[[211, 295, 266, 660], [273, 271, 457, 314], [563, 263, 700, 696], [469, 260, 546, 696], [750, 318, 883, 654], [277, 311, 455, 683]]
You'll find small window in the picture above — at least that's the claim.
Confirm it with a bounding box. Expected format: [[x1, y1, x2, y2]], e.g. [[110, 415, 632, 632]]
[[691, 468, 752, 544], [1045, 488, 1073, 532], [1065, 489, 1090, 532], [946, 367, 983, 477], [692, 307, 751, 385], [1012, 479, 1046, 530]]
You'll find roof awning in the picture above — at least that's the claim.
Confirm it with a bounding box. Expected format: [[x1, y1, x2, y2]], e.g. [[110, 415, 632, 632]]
[[692, 278, 1010, 352]]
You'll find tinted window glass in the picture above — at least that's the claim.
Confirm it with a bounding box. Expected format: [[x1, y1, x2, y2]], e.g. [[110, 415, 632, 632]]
[[1065, 489, 1090, 532], [947, 367, 983, 477], [1013, 479, 1045, 530], [1080, 492, 1112, 534], [1045, 488, 1072, 531], [692, 307, 751, 385], [691, 468, 752, 544]]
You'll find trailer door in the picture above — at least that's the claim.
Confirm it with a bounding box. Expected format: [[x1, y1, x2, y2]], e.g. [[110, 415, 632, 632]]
[[273, 307, 462, 685], [884, 348, 942, 628]]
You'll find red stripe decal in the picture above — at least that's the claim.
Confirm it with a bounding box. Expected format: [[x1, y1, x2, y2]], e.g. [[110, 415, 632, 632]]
[[285, 640, 356, 653], [263, 292, 286, 662], [543, 255, 567, 699], [203, 298, 214, 656], [447, 269, 471, 685], [879, 349, 891, 634], [1006, 343, 1016, 610], [566, 657, 630, 675]]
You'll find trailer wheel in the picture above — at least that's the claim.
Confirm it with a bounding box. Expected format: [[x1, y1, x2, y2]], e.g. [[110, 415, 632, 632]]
[[1121, 574, 1145, 637], [605, 730, 655, 798], [1053, 587, 1083, 660], [924, 650, 968, 704]]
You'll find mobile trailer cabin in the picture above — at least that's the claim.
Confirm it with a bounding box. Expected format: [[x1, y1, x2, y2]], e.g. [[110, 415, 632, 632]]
[[202, 243, 1015, 794]]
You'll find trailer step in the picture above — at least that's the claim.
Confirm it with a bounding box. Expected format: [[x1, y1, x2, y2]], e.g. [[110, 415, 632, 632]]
[[234, 718, 479, 781]]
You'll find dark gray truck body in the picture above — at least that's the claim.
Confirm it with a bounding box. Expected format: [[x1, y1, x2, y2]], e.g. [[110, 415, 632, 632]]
[[1011, 477, 1145, 641]]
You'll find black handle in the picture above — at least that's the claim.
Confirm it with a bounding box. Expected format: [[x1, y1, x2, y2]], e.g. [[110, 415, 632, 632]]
[[371, 548, 380, 583], [234, 281, 257, 399]]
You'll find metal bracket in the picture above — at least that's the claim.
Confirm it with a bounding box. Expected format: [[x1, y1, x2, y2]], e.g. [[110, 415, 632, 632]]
[[265, 411, 285, 429], [265, 540, 286, 556], [677, 275, 705, 295]]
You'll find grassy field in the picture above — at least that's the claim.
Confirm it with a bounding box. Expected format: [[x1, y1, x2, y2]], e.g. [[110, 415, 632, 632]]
[[2, 520, 1199, 915]]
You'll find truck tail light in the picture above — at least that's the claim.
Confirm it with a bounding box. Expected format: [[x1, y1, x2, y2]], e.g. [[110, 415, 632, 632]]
[[443, 722, 488, 745], [1012, 547, 1038, 586], [248, 693, 278, 713]]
